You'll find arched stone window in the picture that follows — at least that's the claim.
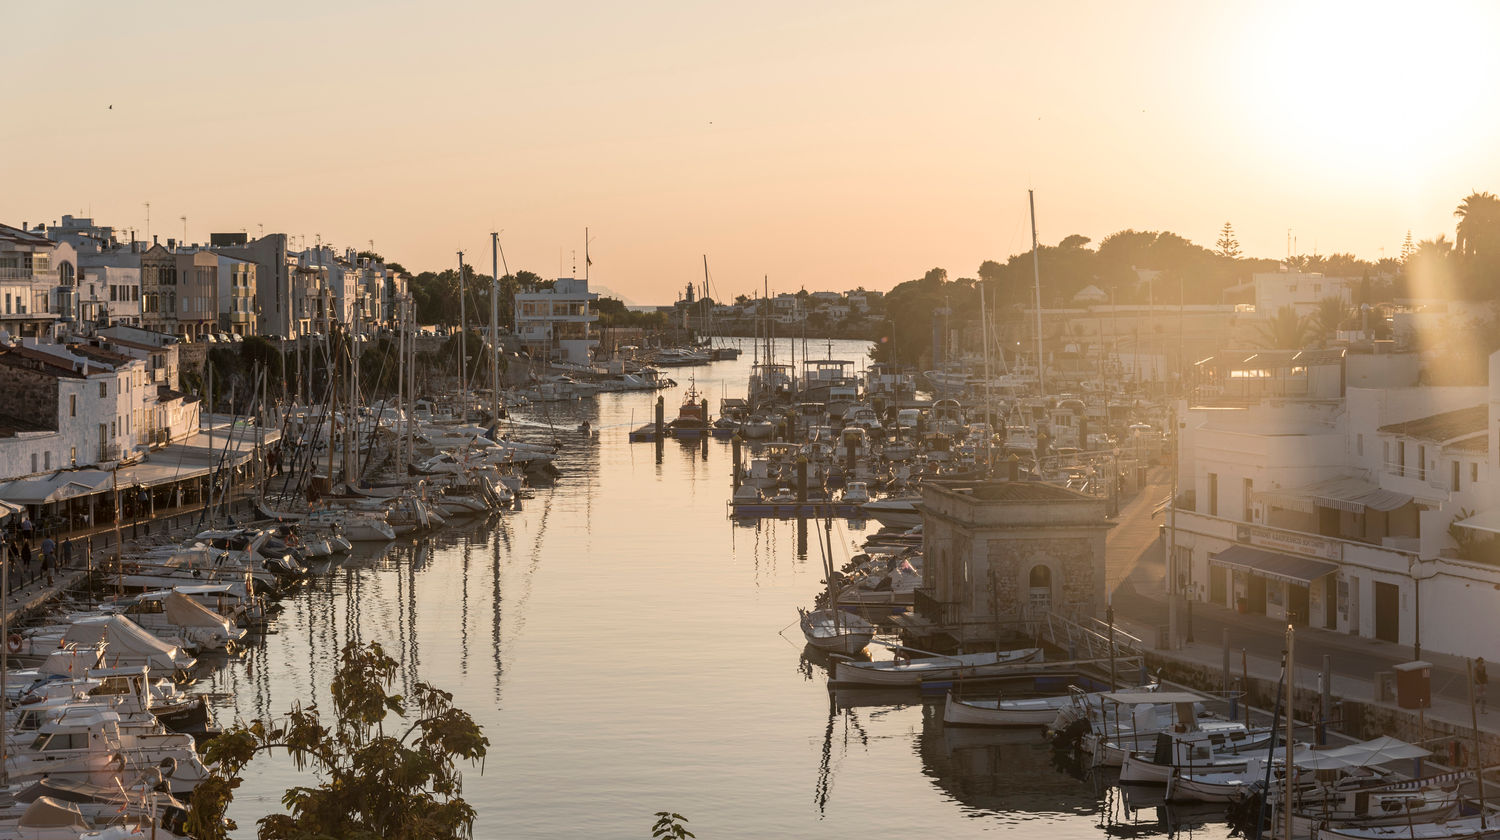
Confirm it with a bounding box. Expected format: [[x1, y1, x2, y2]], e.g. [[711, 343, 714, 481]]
[[58, 262, 75, 286], [1028, 565, 1053, 613]]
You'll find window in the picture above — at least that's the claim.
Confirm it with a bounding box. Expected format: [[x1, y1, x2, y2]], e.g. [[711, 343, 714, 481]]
[[1474, 463, 1481, 483], [1208, 473, 1219, 516], [69, 446, 76, 465], [1397, 441, 1406, 475], [1418, 445, 1426, 481], [1357, 434, 1364, 456], [43, 451, 50, 470], [1244, 478, 1254, 522], [29, 454, 37, 473], [69, 394, 76, 417], [99, 382, 107, 398], [1453, 461, 1462, 492]]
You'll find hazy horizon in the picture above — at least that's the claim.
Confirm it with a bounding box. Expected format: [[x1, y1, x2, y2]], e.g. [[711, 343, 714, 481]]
[[6, 1, 1499, 302]]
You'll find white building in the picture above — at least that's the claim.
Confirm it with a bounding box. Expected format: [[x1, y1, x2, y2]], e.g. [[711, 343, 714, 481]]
[[1171, 346, 1500, 659], [1252, 270, 1358, 319], [216, 255, 256, 336], [515, 277, 598, 366]]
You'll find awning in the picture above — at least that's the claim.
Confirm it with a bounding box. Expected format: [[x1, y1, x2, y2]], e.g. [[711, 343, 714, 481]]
[[1256, 476, 1412, 515], [0, 470, 114, 505], [1454, 509, 1500, 535], [1212, 545, 1337, 585]]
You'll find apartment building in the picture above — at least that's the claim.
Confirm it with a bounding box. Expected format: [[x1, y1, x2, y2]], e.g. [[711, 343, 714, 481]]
[[1170, 345, 1500, 659]]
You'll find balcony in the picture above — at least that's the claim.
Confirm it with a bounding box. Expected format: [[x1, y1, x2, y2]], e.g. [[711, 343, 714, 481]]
[[914, 588, 960, 626], [0, 268, 37, 281], [98, 443, 120, 463]]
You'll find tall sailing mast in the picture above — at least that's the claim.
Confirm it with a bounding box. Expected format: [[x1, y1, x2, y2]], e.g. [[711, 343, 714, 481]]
[[1029, 189, 1046, 397], [453, 249, 465, 420], [491, 233, 501, 420]]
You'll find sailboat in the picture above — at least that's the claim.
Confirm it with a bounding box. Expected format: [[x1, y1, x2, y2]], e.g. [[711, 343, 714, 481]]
[[799, 519, 874, 654]]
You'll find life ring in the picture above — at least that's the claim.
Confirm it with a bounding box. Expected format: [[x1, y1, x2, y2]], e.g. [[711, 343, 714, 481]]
[[6, 634, 21, 653]]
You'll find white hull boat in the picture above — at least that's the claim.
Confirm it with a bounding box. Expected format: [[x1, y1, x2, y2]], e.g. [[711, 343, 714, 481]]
[[833, 648, 1042, 686], [799, 608, 875, 655]]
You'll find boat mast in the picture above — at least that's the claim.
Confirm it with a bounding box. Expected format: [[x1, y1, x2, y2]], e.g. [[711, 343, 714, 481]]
[[1029, 189, 1045, 397], [1283, 623, 1294, 840], [491, 233, 501, 420], [980, 279, 993, 472], [457, 250, 467, 419]]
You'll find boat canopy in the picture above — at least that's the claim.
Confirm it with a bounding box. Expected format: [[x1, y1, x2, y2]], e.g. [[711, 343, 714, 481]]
[[62, 615, 196, 671], [1291, 736, 1429, 770], [1099, 691, 1206, 705]]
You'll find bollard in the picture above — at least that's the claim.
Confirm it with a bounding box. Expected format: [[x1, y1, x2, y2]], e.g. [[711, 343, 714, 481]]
[[797, 456, 808, 505], [654, 396, 665, 441]]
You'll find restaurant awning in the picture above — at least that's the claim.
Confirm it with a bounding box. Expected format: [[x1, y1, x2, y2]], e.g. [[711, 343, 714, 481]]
[[1256, 476, 1412, 515], [1211, 545, 1337, 585], [0, 471, 115, 505]]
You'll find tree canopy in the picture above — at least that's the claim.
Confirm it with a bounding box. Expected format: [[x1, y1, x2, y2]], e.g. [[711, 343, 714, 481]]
[[187, 641, 488, 840]]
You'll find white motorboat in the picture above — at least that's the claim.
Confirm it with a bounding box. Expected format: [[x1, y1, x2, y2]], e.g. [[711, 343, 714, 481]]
[[798, 608, 876, 655], [832, 647, 1042, 686], [860, 494, 923, 529]]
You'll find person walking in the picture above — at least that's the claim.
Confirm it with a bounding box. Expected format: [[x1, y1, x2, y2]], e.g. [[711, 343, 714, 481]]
[[1477, 657, 1489, 714], [19, 540, 32, 587], [39, 535, 54, 587], [20, 515, 33, 544]]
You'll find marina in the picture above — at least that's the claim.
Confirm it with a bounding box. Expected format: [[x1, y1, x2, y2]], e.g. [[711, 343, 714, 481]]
[[0, 335, 1485, 839]]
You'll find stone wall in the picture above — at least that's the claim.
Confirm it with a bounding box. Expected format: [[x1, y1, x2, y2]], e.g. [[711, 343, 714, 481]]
[[0, 363, 59, 429]]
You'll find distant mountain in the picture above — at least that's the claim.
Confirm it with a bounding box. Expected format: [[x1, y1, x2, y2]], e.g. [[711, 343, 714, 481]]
[[589, 284, 635, 306]]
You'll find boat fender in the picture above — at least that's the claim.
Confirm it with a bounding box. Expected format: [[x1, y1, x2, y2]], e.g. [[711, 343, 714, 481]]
[[6, 633, 20, 653]]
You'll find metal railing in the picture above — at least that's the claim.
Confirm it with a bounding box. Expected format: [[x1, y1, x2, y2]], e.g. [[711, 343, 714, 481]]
[[1030, 610, 1145, 661]]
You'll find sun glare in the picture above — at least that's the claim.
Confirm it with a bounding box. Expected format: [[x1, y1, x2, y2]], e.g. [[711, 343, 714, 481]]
[[1239, 1, 1500, 174]]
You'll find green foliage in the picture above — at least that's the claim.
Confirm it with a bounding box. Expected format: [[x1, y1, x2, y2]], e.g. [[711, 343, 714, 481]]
[[596, 297, 668, 329], [408, 268, 547, 327], [1257, 306, 1312, 350], [186, 641, 488, 840], [652, 812, 695, 839]]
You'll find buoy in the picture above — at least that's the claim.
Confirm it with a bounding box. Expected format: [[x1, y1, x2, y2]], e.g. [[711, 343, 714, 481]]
[[7, 634, 21, 653]]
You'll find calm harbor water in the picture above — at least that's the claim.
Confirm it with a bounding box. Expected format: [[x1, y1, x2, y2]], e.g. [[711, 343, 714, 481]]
[[204, 338, 1232, 839]]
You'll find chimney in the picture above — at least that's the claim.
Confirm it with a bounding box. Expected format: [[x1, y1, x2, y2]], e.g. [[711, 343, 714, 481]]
[[167, 238, 175, 250], [153, 235, 159, 246]]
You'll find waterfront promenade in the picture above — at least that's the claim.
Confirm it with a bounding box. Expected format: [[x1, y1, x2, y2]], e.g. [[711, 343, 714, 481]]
[[1104, 469, 1500, 742]]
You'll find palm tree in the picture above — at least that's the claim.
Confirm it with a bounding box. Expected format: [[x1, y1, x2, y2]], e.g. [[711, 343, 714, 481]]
[[1313, 296, 1349, 343], [1455, 191, 1500, 257], [1257, 305, 1312, 350]]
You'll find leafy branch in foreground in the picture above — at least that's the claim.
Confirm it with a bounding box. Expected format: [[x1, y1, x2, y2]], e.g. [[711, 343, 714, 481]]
[[186, 641, 489, 840], [652, 811, 696, 839]]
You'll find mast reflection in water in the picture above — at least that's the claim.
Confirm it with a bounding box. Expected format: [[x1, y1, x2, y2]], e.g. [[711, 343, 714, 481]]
[[196, 338, 1239, 839]]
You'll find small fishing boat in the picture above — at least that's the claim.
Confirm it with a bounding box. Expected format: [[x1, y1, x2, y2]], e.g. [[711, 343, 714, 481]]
[[832, 647, 1042, 687], [944, 683, 1158, 728], [798, 608, 876, 655]]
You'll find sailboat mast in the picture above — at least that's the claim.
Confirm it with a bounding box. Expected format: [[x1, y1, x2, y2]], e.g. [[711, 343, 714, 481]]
[[980, 280, 993, 470], [457, 250, 467, 418], [1029, 189, 1045, 397], [491, 233, 501, 418]]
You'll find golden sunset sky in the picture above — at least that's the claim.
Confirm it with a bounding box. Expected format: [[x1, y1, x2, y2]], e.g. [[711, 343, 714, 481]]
[[5, 1, 1500, 302]]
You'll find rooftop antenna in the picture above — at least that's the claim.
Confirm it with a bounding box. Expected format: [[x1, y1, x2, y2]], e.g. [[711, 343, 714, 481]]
[[180, 216, 187, 245], [143, 202, 150, 242], [257, 223, 264, 237]]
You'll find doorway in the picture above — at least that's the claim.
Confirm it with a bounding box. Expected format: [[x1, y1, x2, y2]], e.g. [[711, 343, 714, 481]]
[[1374, 581, 1400, 643]]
